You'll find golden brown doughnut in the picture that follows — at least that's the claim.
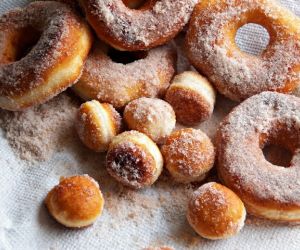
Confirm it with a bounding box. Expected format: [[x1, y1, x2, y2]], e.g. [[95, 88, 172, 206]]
[[0, 1, 93, 111], [165, 71, 216, 126], [124, 97, 176, 144], [73, 42, 176, 108], [187, 182, 246, 240], [45, 175, 104, 228], [78, 0, 197, 51], [76, 100, 122, 152], [217, 91, 300, 223], [161, 128, 215, 183], [186, 0, 300, 101], [106, 130, 163, 189]]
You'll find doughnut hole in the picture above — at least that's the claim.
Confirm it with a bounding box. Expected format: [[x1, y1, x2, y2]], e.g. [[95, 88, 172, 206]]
[[122, 0, 148, 9], [235, 23, 270, 56], [107, 47, 148, 64]]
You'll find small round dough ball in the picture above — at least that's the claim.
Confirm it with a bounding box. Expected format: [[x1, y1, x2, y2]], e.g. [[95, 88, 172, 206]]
[[187, 182, 246, 240], [106, 130, 163, 189], [124, 97, 176, 144], [161, 128, 215, 183], [76, 100, 122, 152], [165, 71, 216, 125], [45, 175, 104, 228]]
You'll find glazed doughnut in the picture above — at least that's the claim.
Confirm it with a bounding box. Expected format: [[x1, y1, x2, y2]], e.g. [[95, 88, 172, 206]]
[[187, 182, 246, 240], [45, 175, 104, 228], [78, 0, 197, 51], [165, 71, 216, 126], [217, 91, 300, 222], [161, 128, 215, 183], [76, 100, 122, 152], [124, 97, 176, 144], [186, 0, 300, 101], [73, 42, 176, 108], [0, 1, 93, 111], [106, 130, 163, 189]]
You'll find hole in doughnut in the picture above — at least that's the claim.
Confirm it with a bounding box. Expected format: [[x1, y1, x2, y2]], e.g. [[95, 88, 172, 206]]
[[263, 144, 293, 168], [107, 48, 148, 64], [235, 23, 270, 56], [122, 0, 148, 9]]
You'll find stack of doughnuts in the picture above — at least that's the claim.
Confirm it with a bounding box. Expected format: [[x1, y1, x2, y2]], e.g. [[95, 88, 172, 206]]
[[1, 0, 300, 241]]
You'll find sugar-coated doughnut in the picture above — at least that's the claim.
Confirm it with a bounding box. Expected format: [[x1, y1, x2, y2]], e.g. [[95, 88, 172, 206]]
[[106, 131, 163, 189], [45, 175, 104, 228], [187, 182, 246, 240], [73, 42, 176, 108], [124, 97, 176, 144], [161, 128, 215, 183], [186, 0, 300, 101], [79, 0, 197, 51], [0, 1, 93, 111], [165, 71, 216, 126], [217, 91, 300, 222], [76, 100, 122, 152]]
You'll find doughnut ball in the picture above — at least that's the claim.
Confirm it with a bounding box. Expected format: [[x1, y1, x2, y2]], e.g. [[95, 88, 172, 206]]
[[45, 175, 104, 228], [187, 182, 246, 240], [165, 71, 216, 125], [161, 128, 215, 183], [76, 100, 122, 152], [106, 130, 163, 189], [124, 97, 176, 144]]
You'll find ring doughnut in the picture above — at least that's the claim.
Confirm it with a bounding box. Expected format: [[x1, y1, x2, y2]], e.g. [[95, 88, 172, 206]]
[[217, 91, 300, 222], [165, 71, 216, 126], [161, 128, 215, 183], [46, 175, 104, 228], [124, 97, 176, 144], [186, 0, 300, 101], [187, 182, 246, 240], [78, 0, 197, 51], [76, 100, 122, 152], [106, 130, 163, 189], [73, 42, 176, 109], [0, 1, 93, 111]]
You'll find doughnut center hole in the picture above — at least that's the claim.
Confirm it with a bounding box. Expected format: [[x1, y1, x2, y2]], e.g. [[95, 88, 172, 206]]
[[108, 48, 148, 64], [122, 0, 148, 9], [263, 144, 293, 168], [235, 23, 270, 56]]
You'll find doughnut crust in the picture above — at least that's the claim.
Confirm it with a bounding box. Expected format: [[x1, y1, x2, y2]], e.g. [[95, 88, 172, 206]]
[[217, 91, 300, 222], [0, 1, 93, 111], [106, 131, 163, 189], [73, 42, 176, 108], [45, 175, 104, 228], [186, 0, 300, 101], [76, 100, 122, 152], [124, 97, 176, 144], [79, 0, 197, 51], [165, 71, 216, 126], [187, 182, 246, 240], [161, 128, 215, 183]]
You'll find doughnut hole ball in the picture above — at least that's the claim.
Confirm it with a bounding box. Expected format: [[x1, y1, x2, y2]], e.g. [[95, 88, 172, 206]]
[[165, 71, 216, 126], [124, 97, 176, 144], [187, 182, 246, 240], [161, 128, 215, 183], [45, 175, 104, 228]]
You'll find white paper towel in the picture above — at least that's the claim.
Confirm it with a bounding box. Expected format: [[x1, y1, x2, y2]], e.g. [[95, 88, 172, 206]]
[[0, 1, 300, 250]]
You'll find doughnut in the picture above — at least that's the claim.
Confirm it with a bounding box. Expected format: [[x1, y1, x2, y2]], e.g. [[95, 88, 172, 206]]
[[186, 0, 300, 101], [0, 1, 93, 111], [187, 182, 246, 240], [165, 71, 216, 126], [217, 91, 300, 222], [73, 42, 176, 108], [78, 0, 197, 51], [106, 130, 163, 189], [76, 100, 122, 152], [161, 128, 215, 183], [45, 175, 104, 228], [124, 97, 176, 144]]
